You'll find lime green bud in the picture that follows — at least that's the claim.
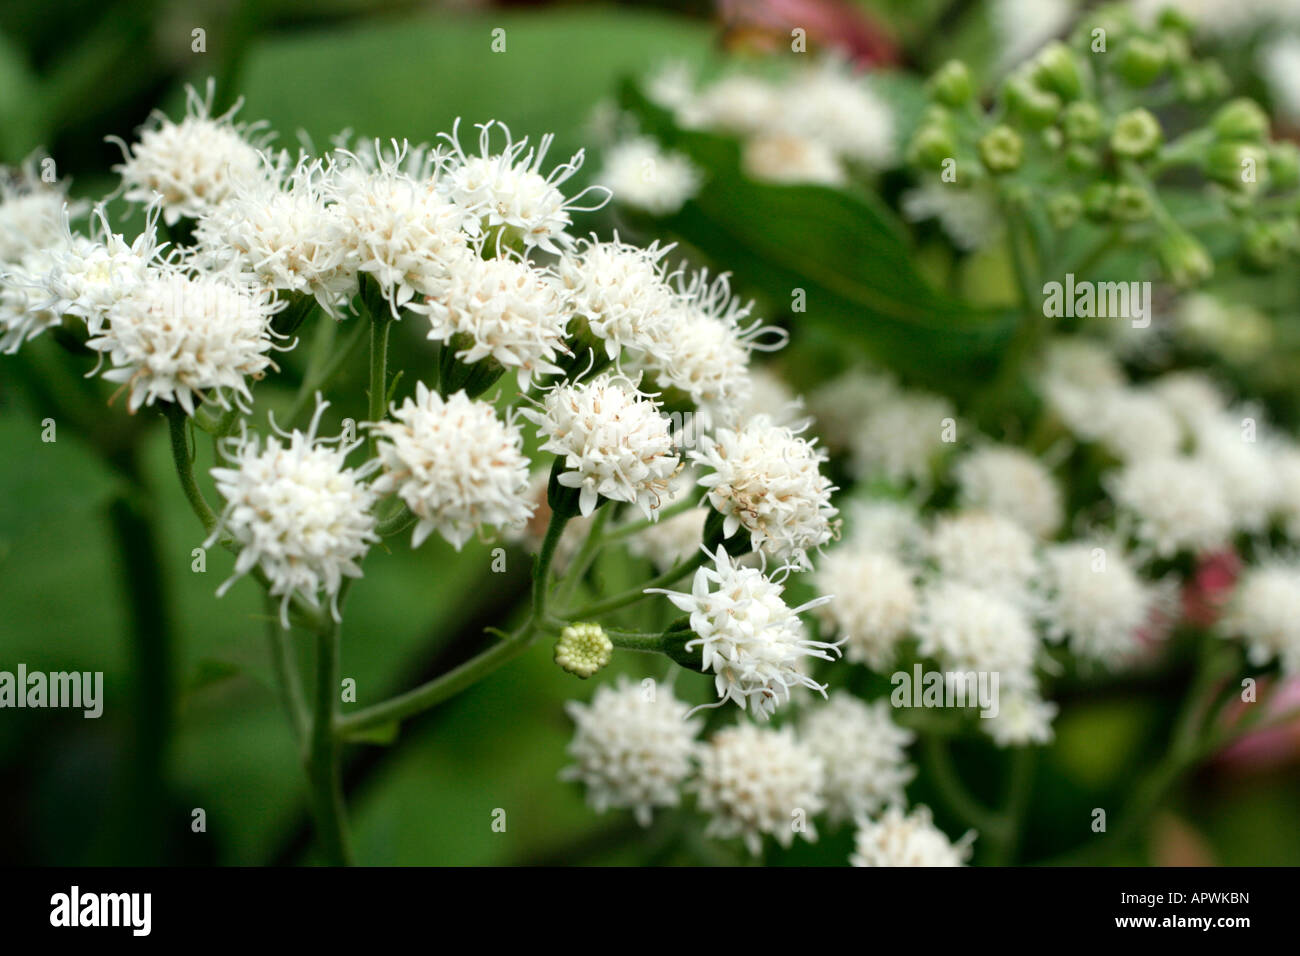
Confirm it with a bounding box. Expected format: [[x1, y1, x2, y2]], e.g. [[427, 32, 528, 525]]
[[1157, 230, 1213, 287], [1083, 182, 1116, 222], [1269, 142, 1300, 189], [1212, 98, 1271, 142], [1109, 183, 1153, 222], [1110, 108, 1162, 158], [979, 125, 1024, 173], [1062, 101, 1103, 142], [554, 623, 613, 679], [928, 60, 973, 107], [1033, 42, 1086, 100], [1156, 7, 1196, 34], [1117, 37, 1167, 86], [1004, 76, 1061, 128], [1206, 141, 1270, 194], [1160, 31, 1191, 66], [1066, 143, 1101, 172], [1241, 220, 1298, 272], [1047, 192, 1083, 230], [908, 125, 957, 169]]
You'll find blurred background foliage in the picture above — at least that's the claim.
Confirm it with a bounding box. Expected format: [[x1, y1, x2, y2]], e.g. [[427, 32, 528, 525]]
[[2, 0, 1298, 865]]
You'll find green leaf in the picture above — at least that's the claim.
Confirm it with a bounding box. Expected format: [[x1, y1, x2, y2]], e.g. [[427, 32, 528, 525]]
[[233, 9, 715, 168], [0, 30, 44, 160], [618, 79, 1017, 394]]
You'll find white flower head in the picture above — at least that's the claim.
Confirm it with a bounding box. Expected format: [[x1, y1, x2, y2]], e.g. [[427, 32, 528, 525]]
[[654, 545, 840, 718], [598, 136, 700, 216], [557, 235, 680, 360], [742, 131, 846, 186], [850, 390, 955, 485], [678, 73, 781, 135], [370, 383, 533, 550], [209, 398, 380, 626], [691, 416, 838, 569], [851, 804, 973, 867], [1079, 387, 1184, 463], [812, 542, 917, 670], [843, 497, 926, 560], [111, 80, 270, 225], [325, 139, 468, 317], [801, 694, 915, 824], [926, 511, 1039, 606], [194, 152, 356, 315], [1151, 370, 1229, 437], [413, 250, 572, 391], [0, 157, 78, 263], [0, 246, 64, 353], [983, 688, 1058, 748], [1273, 443, 1300, 541], [808, 366, 898, 453], [86, 269, 283, 414], [439, 119, 609, 254], [1219, 562, 1300, 676], [43, 202, 167, 336], [1039, 541, 1154, 665], [955, 445, 1062, 538], [561, 677, 701, 826], [640, 267, 785, 430], [901, 179, 1003, 252], [1192, 413, 1280, 534], [524, 374, 679, 519], [693, 722, 824, 856], [913, 581, 1039, 691], [1109, 455, 1232, 558], [778, 61, 896, 168]]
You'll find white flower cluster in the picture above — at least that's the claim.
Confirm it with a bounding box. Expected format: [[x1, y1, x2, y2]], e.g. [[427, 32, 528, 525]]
[[646, 59, 896, 186]]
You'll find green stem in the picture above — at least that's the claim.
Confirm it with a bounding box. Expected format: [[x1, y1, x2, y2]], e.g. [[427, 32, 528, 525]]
[[533, 510, 569, 620], [368, 314, 391, 454], [567, 550, 707, 620], [922, 734, 1005, 838], [554, 507, 611, 605], [986, 747, 1035, 866], [605, 630, 669, 653], [305, 616, 353, 865], [266, 597, 309, 748], [287, 319, 368, 426], [335, 623, 536, 736], [165, 403, 217, 534]]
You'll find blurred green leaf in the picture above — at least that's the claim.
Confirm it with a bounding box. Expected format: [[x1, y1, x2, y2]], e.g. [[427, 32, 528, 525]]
[[0, 30, 43, 160]]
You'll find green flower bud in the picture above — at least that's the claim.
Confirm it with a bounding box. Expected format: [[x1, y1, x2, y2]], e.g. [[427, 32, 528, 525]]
[[1156, 7, 1196, 34], [979, 125, 1024, 173], [1004, 76, 1061, 128], [1066, 143, 1101, 172], [1241, 220, 1298, 272], [1211, 98, 1271, 142], [1269, 142, 1300, 189], [1033, 42, 1086, 100], [1109, 183, 1153, 222], [1117, 37, 1167, 86], [907, 124, 957, 169], [1110, 108, 1162, 158], [1062, 101, 1103, 142], [928, 60, 973, 107], [1157, 230, 1213, 287], [1206, 141, 1270, 194], [1047, 192, 1083, 230], [1041, 127, 1064, 151], [1083, 182, 1116, 222], [554, 623, 613, 679], [1160, 30, 1191, 66]]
